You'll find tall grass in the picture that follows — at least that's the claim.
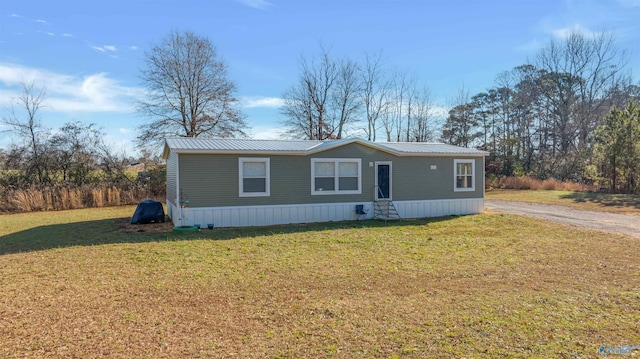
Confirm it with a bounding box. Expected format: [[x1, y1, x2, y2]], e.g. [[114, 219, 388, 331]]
[[489, 176, 595, 191], [1, 184, 161, 213]]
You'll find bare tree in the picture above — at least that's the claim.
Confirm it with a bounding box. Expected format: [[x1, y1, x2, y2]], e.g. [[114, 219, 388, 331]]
[[281, 46, 361, 140], [137, 30, 247, 149], [408, 86, 435, 142], [48, 122, 103, 184], [281, 81, 316, 139], [536, 30, 628, 178], [1, 82, 51, 184], [360, 52, 390, 141], [281, 47, 337, 140], [382, 70, 413, 142], [395, 72, 414, 142], [96, 141, 137, 186], [332, 58, 361, 139]]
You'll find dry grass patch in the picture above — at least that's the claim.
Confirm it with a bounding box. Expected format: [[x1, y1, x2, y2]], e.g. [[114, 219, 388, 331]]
[[489, 176, 594, 192], [0, 207, 639, 358], [487, 189, 640, 215]]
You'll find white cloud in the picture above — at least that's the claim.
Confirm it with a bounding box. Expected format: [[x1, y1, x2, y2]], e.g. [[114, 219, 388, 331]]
[[90, 45, 118, 53], [10, 14, 22, 18], [62, 33, 75, 38], [248, 125, 286, 140], [243, 96, 285, 108], [129, 45, 138, 50], [119, 128, 132, 134], [0, 63, 49, 85], [551, 24, 598, 39], [102, 133, 137, 156], [46, 32, 55, 36], [34, 19, 48, 24], [431, 105, 449, 119], [0, 62, 140, 113], [236, 0, 273, 9]]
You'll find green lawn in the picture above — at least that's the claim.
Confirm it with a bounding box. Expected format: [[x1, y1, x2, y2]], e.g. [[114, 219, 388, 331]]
[[487, 189, 640, 214], [0, 206, 638, 358]]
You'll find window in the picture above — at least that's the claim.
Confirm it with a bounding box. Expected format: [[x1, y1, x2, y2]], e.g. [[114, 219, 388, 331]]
[[311, 158, 361, 195], [454, 159, 475, 191], [239, 158, 270, 197]]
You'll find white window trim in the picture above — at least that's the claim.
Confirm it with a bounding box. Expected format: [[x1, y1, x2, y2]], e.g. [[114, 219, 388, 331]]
[[239, 157, 270, 197], [311, 158, 362, 195], [454, 159, 475, 192]]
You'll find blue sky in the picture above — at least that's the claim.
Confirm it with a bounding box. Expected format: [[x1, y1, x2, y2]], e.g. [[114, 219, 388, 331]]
[[1, 0, 639, 155]]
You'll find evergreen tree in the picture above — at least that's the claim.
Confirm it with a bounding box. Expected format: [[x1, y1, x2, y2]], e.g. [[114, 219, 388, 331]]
[[592, 100, 640, 193]]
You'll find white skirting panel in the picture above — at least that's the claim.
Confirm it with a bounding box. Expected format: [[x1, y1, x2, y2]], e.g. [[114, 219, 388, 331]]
[[393, 198, 484, 219], [166, 198, 484, 228]]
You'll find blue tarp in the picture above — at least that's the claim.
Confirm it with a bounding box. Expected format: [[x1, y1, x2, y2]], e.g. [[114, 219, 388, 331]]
[[130, 200, 165, 224]]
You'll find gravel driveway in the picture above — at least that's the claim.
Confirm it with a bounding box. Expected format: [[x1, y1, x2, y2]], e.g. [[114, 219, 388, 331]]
[[485, 199, 640, 238]]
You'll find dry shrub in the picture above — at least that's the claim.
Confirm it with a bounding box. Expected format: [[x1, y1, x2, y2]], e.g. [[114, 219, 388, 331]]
[[91, 188, 104, 207], [558, 180, 593, 191], [107, 187, 121, 206], [1, 183, 161, 213], [11, 188, 52, 212], [495, 176, 594, 191], [69, 188, 83, 209], [122, 187, 136, 204], [11, 190, 36, 212], [59, 188, 69, 209], [499, 176, 539, 190], [541, 178, 560, 190], [43, 191, 54, 211]]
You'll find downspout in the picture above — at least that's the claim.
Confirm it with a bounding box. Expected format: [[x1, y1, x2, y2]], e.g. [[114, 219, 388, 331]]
[[482, 155, 486, 214], [175, 152, 180, 225], [482, 155, 486, 199]]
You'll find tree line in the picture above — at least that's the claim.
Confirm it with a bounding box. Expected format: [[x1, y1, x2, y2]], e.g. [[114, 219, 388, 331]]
[[0, 30, 242, 212], [3, 29, 639, 210], [0, 83, 165, 212], [281, 47, 437, 143], [1, 83, 126, 186], [439, 32, 639, 192], [280, 32, 639, 193]]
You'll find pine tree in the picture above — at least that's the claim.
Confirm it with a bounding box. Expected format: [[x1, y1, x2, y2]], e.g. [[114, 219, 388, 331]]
[[592, 100, 640, 193]]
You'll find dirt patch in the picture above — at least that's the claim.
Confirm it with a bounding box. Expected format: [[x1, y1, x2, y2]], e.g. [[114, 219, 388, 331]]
[[116, 218, 174, 233], [486, 199, 640, 238]]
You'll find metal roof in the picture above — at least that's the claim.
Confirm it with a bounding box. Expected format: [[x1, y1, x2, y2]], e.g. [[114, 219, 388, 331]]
[[376, 142, 487, 154], [165, 137, 324, 152], [163, 137, 489, 158]]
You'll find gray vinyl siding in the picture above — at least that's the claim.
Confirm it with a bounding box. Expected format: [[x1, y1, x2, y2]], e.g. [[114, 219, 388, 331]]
[[176, 143, 484, 208], [166, 151, 178, 206]]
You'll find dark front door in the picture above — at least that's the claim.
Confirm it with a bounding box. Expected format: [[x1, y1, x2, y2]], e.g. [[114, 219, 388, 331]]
[[376, 163, 391, 200]]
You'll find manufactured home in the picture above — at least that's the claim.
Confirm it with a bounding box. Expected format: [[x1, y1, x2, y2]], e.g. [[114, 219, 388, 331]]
[[162, 138, 488, 227]]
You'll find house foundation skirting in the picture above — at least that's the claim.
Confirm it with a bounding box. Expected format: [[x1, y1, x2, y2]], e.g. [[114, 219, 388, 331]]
[[166, 198, 484, 228]]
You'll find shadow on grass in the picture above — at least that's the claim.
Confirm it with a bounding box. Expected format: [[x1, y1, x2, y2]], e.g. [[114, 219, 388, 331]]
[[0, 215, 463, 255], [560, 192, 640, 209]]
